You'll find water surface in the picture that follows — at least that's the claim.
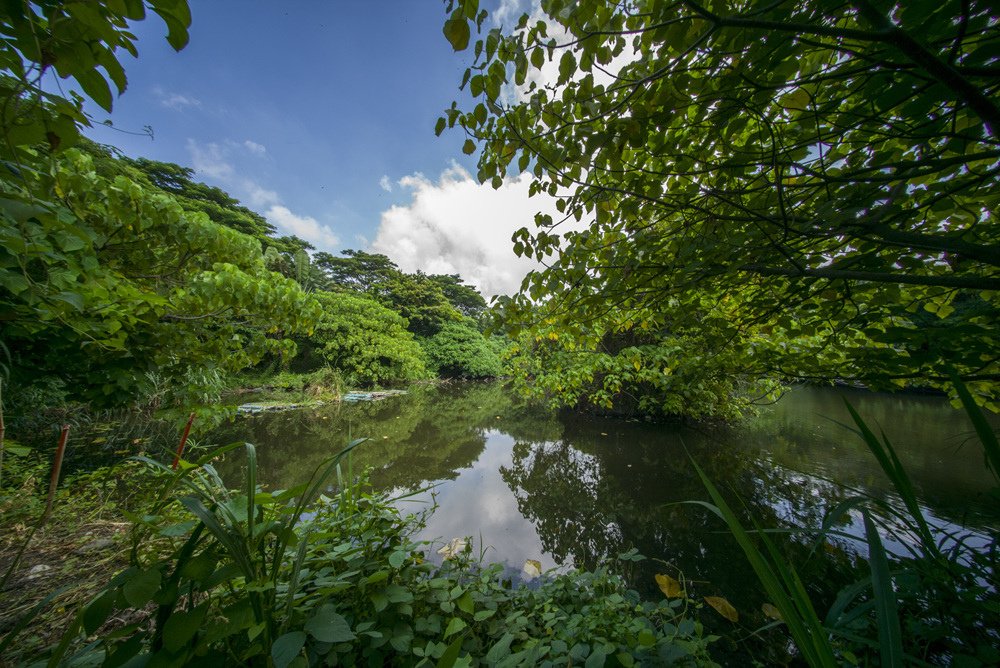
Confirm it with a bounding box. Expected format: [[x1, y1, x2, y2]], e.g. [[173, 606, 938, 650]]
[[210, 382, 998, 637]]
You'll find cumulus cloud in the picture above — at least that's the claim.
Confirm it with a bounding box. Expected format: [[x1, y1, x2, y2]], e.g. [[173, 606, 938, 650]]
[[185, 139, 338, 251], [245, 183, 280, 208], [370, 163, 566, 299], [154, 87, 201, 110], [266, 205, 340, 248], [379, 175, 393, 192]]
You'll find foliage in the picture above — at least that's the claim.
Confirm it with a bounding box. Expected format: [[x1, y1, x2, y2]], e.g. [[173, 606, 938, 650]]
[[504, 314, 782, 420], [439, 0, 1000, 408], [35, 443, 718, 667], [0, 148, 320, 405], [0, 0, 191, 154], [690, 383, 1000, 666], [421, 319, 503, 379], [428, 273, 489, 321], [313, 250, 467, 337], [0, 1, 322, 407], [306, 292, 428, 385]]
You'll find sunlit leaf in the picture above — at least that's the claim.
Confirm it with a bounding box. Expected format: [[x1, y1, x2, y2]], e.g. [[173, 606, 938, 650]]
[[655, 573, 683, 598]]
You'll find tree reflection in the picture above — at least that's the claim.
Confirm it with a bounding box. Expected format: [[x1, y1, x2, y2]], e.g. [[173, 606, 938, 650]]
[[210, 382, 512, 491]]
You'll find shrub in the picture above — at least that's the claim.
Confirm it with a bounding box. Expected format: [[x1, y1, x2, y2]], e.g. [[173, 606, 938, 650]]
[[420, 320, 503, 379], [306, 292, 428, 385]]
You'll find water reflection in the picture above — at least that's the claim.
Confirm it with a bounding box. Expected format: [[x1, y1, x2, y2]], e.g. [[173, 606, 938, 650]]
[[210, 381, 997, 647]]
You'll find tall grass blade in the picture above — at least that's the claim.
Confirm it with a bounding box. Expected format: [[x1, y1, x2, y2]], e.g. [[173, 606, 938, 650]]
[[862, 510, 904, 668], [690, 459, 839, 668], [844, 401, 937, 557], [246, 443, 257, 546], [949, 372, 1000, 482]]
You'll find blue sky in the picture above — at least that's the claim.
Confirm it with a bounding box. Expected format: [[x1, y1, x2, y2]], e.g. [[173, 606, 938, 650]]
[[86, 1, 473, 244], [81, 0, 559, 296]]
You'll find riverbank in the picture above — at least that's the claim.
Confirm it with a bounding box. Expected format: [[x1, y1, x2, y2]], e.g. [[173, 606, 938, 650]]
[[0, 446, 717, 666]]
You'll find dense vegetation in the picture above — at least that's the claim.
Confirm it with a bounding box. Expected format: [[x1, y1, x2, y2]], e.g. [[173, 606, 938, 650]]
[[441, 0, 999, 417], [2, 0, 998, 666]]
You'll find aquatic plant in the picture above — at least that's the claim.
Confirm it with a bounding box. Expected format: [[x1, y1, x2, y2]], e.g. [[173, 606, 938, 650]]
[[694, 379, 999, 666], [35, 440, 716, 666]]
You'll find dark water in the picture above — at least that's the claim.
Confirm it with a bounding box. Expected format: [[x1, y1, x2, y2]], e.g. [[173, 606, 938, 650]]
[[208, 382, 998, 649]]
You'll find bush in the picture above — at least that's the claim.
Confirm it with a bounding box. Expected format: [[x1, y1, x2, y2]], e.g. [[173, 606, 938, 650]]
[[420, 320, 503, 379]]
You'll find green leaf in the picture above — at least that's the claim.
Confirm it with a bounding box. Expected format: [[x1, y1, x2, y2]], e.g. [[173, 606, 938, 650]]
[[443, 16, 471, 52], [863, 512, 903, 668], [436, 635, 465, 668], [388, 550, 406, 569], [75, 69, 114, 112], [462, 139, 476, 155], [162, 604, 208, 652], [271, 631, 307, 668], [435, 117, 447, 136], [443, 616, 466, 639], [456, 592, 474, 615], [82, 590, 115, 636], [305, 604, 355, 643], [122, 568, 161, 607]]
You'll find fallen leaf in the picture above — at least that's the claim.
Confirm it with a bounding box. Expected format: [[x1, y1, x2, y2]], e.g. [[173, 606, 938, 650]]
[[655, 573, 683, 598], [705, 596, 739, 622]]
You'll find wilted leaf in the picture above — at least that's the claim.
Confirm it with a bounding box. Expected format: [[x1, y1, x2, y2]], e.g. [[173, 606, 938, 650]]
[[762, 603, 783, 621], [705, 596, 739, 622], [655, 573, 683, 598]]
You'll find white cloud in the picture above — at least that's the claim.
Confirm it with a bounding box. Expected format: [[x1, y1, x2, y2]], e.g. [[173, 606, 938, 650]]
[[371, 163, 567, 299], [246, 182, 280, 207], [185, 139, 338, 251], [243, 140, 267, 155], [379, 175, 393, 192], [266, 205, 340, 249], [153, 87, 201, 110], [187, 140, 233, 180]]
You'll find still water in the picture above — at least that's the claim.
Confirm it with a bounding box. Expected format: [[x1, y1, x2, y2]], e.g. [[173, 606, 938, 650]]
[[210, 382, 998, 631]]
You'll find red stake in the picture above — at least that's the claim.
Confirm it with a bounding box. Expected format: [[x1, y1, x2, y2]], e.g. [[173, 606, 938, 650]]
[[43, 424, 70, 521], [172, 412, 196, 470]]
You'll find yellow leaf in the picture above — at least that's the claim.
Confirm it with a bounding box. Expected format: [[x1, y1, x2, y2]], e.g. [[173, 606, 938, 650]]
[[655, 573, 683, 598], [705, 596, 739, 622], [762, 603, 783, 621]]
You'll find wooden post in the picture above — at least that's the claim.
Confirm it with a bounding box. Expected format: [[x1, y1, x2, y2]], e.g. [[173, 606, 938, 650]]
[[43, 424, 70, 521], [172, 412, 196, 470]]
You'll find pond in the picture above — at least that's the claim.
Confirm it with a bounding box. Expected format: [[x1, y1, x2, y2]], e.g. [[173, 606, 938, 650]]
[[209, 381, 998, 648]]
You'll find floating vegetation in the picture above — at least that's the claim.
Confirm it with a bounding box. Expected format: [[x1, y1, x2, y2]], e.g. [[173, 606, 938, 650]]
[[341, 390, 408, 403]]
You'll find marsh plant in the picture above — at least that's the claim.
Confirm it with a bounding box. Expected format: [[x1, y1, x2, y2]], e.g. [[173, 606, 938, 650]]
[[696, 379, 999, 666], [29, 440, 716, 667]]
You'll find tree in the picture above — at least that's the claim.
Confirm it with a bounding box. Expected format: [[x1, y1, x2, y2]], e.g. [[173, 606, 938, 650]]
[[314, 250, 464, 336], [428, 273, 488, 320], [440, 0, 1000, 408], [1, 148, 321, 405], [0, 2, 321, 405], [306, 292, 428, 385]]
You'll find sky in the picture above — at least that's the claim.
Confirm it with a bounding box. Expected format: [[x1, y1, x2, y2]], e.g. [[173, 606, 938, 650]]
[[79, 0, 556, 298]]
